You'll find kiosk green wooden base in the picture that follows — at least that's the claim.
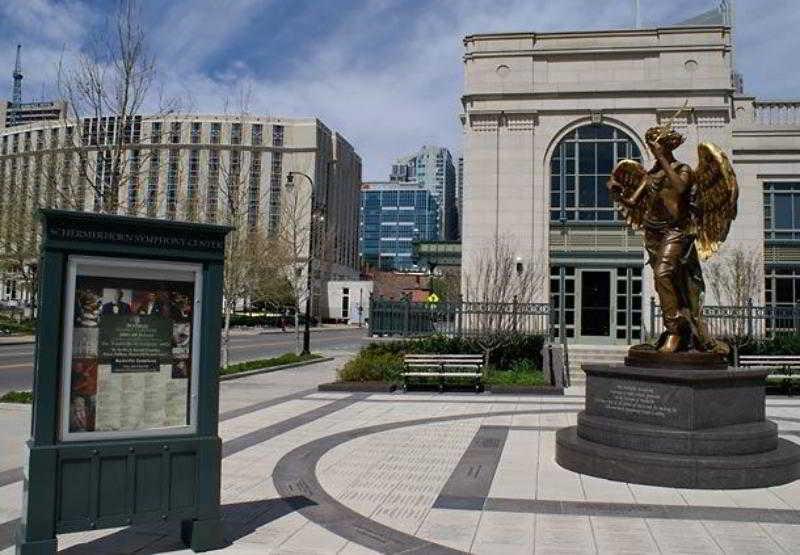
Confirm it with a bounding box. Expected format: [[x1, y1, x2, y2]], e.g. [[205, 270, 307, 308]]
[[17, 211, 232, 554]]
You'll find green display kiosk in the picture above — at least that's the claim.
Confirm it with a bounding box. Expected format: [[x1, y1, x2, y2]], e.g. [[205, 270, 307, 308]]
[[17, 210, 232, 554]]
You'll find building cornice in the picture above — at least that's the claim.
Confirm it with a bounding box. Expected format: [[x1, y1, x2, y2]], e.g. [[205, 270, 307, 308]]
[[733, 129, 800, 137], [463, 25, 729, 45], [463, 88, 732, 101], [462, 105, 727, 116], [733, 159, 800, 165], [733, 149, 800, 155], [757, 173, 800, 180], [464, 43, 729, 61]]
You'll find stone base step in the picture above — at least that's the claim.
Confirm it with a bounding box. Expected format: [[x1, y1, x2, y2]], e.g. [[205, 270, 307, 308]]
[[556, 426, 800, 489]]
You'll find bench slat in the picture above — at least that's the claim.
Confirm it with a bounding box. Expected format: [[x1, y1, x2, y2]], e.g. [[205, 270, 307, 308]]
[[741, 361, 800, 364], [406, 363, 482, 368], [740, 356, 800, 359], [403, 353, 485, 392], [404, 354, 484, 357], [403, 373, 482, 378], [741, 365, 800, 369], [404, 355, 484, 360], [404, 359, 484, 364]]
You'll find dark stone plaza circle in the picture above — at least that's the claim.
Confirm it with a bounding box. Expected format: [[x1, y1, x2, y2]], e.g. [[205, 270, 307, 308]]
[[556, 353, 800, 489]]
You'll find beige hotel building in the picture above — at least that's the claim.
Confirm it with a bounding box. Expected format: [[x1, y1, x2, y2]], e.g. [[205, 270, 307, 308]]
[[461, 8, 800, 344], [0, 115, 362, 305]]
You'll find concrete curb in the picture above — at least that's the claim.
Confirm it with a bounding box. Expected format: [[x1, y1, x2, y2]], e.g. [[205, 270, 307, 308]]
[[0, 336, 35, 346], [489, 385, 564, 396], [254, 327, 363, 335], [219, 356, 335, 381], [318, 381, 397, 393], [315, 381, 564, 396]]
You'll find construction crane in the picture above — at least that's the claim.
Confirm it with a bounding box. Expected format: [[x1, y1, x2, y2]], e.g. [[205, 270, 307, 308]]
[[12, 44, 22, 104]]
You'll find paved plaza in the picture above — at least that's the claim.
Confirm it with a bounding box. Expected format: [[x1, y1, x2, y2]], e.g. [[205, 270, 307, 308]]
[[2, 356, 800, 554]]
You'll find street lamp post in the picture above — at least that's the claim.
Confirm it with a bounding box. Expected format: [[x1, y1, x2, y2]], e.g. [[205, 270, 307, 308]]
[[286, 171, 322, 356]]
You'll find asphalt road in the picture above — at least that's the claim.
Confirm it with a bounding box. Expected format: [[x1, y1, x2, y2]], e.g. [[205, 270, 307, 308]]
[[0, 327, 371, 394]]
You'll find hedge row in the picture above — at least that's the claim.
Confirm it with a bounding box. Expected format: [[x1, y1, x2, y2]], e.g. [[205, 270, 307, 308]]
[[220, 352, 322, 376], [737, 334, 800, 357], [0, 317, 36, 334], [338, 333, 547, 384]]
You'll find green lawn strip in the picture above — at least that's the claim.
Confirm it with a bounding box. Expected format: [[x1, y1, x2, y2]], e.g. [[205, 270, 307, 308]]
[[402, 367, 548, 388], [767, 376, 800, 388], [220, 353, 323, 376], [0, 317, 36, 334], [0, 390, 33, 404], [484, 367, 549, 386]]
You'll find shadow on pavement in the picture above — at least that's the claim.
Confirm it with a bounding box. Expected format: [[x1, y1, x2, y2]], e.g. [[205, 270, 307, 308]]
[[59, 496, 315, 554]]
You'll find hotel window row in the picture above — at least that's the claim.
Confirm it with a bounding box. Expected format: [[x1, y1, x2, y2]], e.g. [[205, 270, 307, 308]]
[[0, 119, 285, 153]]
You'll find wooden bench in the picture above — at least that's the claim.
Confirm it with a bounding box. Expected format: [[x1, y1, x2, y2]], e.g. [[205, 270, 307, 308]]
[[402, 354, 485, 393], [739, 355, 800, 395]]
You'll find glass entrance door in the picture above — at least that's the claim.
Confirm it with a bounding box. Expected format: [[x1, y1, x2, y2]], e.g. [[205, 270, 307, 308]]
[[578, 270, 612, 340]]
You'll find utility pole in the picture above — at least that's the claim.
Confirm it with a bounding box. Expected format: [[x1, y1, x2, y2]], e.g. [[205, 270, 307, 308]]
[[286, 171, 324, 356]]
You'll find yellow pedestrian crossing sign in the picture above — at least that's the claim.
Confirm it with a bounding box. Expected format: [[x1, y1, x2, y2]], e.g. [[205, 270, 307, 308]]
[[426, 293, 440, 305]]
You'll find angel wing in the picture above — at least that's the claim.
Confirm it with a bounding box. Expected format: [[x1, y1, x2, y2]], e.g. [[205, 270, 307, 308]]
[[608, 159, 650, 229], [692, 143, 739, 260]]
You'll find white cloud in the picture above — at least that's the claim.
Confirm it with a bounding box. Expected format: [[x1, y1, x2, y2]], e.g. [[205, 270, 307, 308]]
[[161, 0, 738, 178], [0, 0, 97, 102], [1, 0, 798, 180], [147, 0, 266, 72], [0, 0, 96, 44]]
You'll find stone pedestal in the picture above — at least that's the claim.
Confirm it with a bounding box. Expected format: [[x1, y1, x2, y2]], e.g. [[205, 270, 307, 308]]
[[556, 361, 800, 489]]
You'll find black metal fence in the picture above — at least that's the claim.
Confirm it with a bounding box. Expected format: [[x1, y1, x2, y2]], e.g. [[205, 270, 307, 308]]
[[369, 296, 800, 340], [368, 297, 552, 338], [649, 297, 800, 340]]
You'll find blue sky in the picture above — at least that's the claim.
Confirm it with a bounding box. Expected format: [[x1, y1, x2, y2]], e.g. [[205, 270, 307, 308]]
[[0, 0, 798, 179]]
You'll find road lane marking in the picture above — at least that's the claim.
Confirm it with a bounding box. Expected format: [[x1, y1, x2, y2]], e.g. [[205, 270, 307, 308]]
[[0, 349, 35, 355], [0, 363, 31, 370]]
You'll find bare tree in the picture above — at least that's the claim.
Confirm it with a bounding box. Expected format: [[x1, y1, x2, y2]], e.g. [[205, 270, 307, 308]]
[[274, 181, 313, 354], [704, 245, 763, 338], [188, 88, 278, 366], [704, 246, 762, 307], [430, 268, 461, 301], [462, 235, 545, 304], [461, 236, 547, 360], [219, 229, 270, 367], [56, 0, 179, 214], [0, 157, 45, 316]]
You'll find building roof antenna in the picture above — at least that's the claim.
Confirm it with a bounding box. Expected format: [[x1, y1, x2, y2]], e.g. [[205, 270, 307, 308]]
[[12, 44, 23, 104]]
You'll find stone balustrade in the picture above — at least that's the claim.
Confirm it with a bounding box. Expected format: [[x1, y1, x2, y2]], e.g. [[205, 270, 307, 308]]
[[753, 100, 800, 125]]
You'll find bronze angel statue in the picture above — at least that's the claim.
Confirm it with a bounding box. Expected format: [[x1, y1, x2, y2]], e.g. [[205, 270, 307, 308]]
[[608, 124, 738, 354]]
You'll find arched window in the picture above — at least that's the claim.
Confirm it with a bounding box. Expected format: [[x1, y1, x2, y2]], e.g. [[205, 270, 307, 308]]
[[550, 124, 642, 223]]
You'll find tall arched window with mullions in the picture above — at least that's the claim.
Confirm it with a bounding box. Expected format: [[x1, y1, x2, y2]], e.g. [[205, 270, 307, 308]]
[[550, 124, 642, 223]]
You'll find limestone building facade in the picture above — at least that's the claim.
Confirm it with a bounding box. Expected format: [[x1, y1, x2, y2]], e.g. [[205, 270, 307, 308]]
[[461, 22, 800, 344]]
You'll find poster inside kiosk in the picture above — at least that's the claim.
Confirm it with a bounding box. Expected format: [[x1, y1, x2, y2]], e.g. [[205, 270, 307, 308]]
[[60, 255, 202, 440]]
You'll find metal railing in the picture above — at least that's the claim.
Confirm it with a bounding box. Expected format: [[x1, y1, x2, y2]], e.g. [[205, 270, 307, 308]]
[[648, 297, 800, 340], [368, 297, 551, 338], [370, 296, 800, 341]]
